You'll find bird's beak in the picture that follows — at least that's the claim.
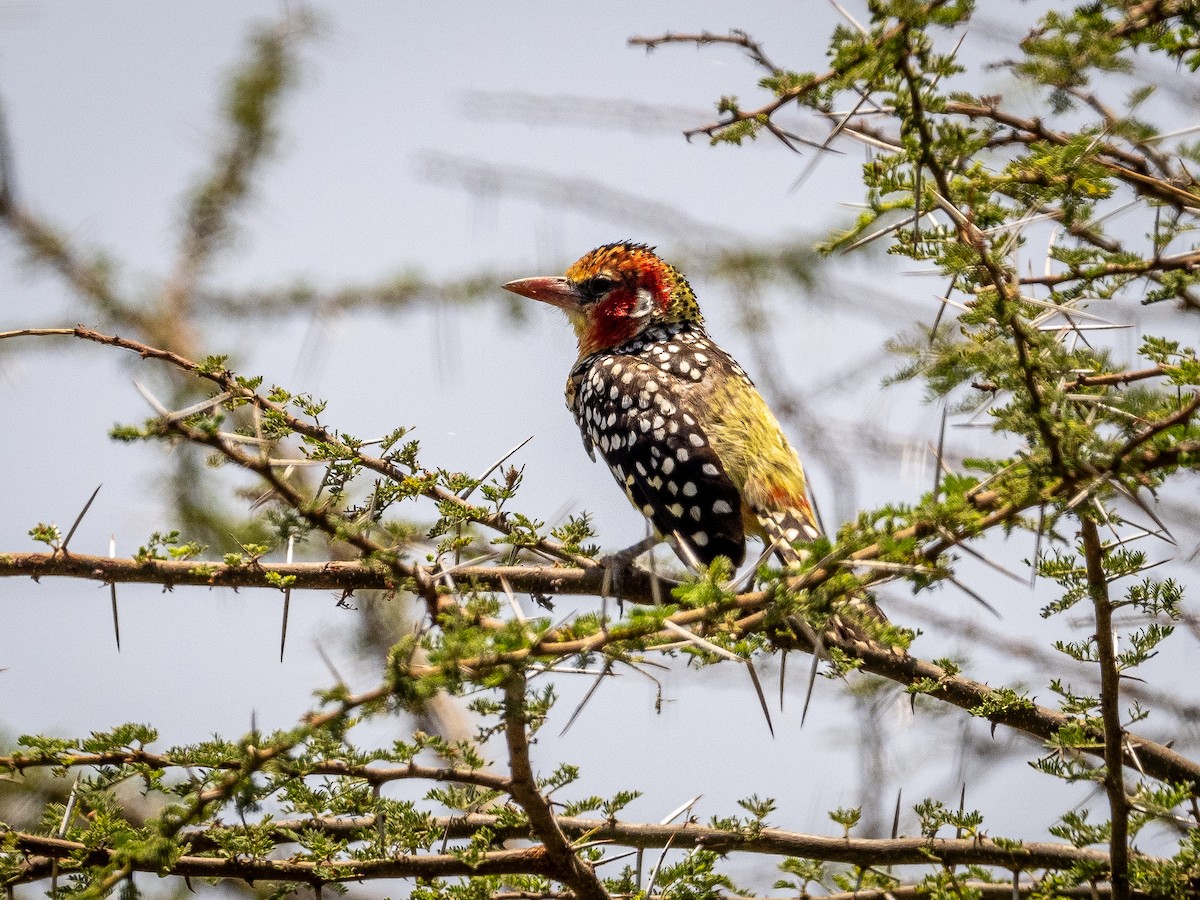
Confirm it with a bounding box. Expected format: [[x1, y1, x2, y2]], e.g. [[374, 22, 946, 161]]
[[502, 276, 583, 311]]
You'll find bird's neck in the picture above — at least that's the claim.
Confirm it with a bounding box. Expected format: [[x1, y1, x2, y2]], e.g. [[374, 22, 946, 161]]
[[576, 318, 700, 361]]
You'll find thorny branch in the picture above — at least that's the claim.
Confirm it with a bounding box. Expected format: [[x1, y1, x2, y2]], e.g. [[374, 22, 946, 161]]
[[1081, 516, 1130, 900], [5, 833, 554, 888], [5, 553, 1200, 795], [632, 17, 1199, 213], [503, 675, 609, 900], [0, 325, 594, 569], [0, 551, 655, 600], [3, 325, 1200, 794], [176, 812, 1132, 869], [6, 6, 1200, 898], [0, 814, 1140, 889]]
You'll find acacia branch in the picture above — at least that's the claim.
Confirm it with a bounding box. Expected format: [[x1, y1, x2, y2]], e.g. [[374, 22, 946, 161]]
[[1067, 366, 1174, 389], [5, 455, 1200, 797], [183, 812, 1133, 872], [12, 559, 1198, 800], [793, 884, 1129, 900], [635, 18, 1200, 214], [3, 811, 1148, 891], [0, 748, 510, 793], [503, 674, 609, 900], [4, 323, 1200, 803], [942, 100, 1199, 211], [0, 552, 658, 602], [5, 832, 554, 888], [627, 30, 781, 74], [629, 6, 942, 140], [1081, 516, 1130, 900], [1018, 250, 1200, 288], [0, 325, 593, 568]]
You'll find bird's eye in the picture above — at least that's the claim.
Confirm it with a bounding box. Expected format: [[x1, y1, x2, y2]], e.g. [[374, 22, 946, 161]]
[[582, 276, 617, 300]]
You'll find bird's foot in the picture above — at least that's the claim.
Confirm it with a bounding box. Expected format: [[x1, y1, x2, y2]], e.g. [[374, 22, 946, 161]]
[[599, 535, 662, 602]]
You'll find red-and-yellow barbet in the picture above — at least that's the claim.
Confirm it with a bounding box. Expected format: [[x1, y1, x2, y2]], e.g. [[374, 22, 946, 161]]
[[504, 242, 890, 646]]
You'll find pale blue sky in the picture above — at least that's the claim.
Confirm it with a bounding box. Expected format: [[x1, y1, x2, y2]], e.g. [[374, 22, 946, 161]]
[[1, 2, 1194, 869]]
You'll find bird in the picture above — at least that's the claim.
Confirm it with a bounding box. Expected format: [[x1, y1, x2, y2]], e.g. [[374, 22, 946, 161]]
[[503, 242, 889, 645]]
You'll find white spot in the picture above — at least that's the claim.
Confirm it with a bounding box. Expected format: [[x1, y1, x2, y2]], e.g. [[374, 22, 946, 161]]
[[668, 421, 678, 434], [662, 458, 675, 474], [683, 414, 695, 426], [610, 385, 619, 400], [677, 447, 690, 462], [625, 474, 636, 486], [692, 531, 709, 547], [640, 419, 651, 432], [652, 415, 664, 429], [690, 369, 703, 381], [669, 344, 679, 352], [602, 357, 614, 367], [679, 360, 690, 374], [784, 528, 801, 541], [622, 372, 634, 385], [668, 503, 684, 518], [650, 446, 662, 457], [690, 506, 702, 521], [713, 499, 733, 514], [637, 363, 651, 372], [606, 412, 617, 427], [612, 363, 623, 376], [695, 352, 709, 363], [635, 462, 647, 476], [646, 381, 658, 392], [688, 433, 705, 447], [642, 504, 655, 516], [682, 482, 697, 497], [653, 428, 665, 440], [621, 395, 633, 409], [648, 476, 663, 489], [668, 481, 678, 495]]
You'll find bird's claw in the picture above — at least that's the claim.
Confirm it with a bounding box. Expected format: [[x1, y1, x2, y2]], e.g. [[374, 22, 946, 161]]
[[598, 535, 665, 602]]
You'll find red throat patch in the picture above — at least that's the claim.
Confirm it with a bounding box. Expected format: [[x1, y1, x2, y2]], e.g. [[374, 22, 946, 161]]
[[580, 264, 667, 356]]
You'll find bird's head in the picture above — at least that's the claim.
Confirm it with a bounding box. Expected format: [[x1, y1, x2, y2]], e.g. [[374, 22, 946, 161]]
[[503, 242, 701, 357]]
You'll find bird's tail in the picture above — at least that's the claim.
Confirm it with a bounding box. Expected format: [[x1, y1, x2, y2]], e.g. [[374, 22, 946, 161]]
[[757, 507, 896, 651]]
